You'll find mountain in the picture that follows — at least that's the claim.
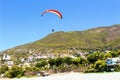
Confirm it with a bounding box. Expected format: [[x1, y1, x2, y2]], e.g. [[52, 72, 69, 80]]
[[1, 24, 120, 55]]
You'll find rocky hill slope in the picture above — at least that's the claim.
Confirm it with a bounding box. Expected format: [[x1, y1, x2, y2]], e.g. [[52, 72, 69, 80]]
[[1, 24, 120, 55]]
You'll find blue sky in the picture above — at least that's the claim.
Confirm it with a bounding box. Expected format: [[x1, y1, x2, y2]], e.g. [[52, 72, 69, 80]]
[[0, 0, 120, 51]]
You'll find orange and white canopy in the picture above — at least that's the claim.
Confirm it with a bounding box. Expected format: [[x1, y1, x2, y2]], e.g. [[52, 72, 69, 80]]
[[41, 9, 62, 19]]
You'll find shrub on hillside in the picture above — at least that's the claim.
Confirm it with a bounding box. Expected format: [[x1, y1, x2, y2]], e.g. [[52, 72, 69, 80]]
[[4, 66, 24, 78], [94, 60, 107, 72], [0, 65, 8, 74]]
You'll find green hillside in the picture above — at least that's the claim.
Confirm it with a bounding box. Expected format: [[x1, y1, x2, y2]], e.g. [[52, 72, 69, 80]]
[[1, 24, 120, 55]]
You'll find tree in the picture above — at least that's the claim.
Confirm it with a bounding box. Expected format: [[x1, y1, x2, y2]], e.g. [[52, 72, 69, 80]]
[[80, 57, 88, 65], [0, 65, 8, 74], [104, 52, 112, 59], [55, 57, 64, 67], [48, 58, 56, 68], [110, 51, 119, 57], [87, 53, 97, 63], [94, 60, 107, 72], [5, 66, 24, 78], [35, 60, 48, 69], [72, 57, 80, 66], [64, 57, 72, 65], [25, 66, 39, 72], [87, 52, 104, 63]]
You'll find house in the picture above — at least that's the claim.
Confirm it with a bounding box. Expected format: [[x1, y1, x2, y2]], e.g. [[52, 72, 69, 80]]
[[106, 57, 120, 71], [21, 58, 25, 62], [76, 52, 86, 58], [69, 55, 76, 58], [28, 56, 34, 62], [40, 55, 48, 59], [106, 57, 120, 66], [48, 54, 55, 58], [3, 54, 10, 60], [3, 60, 14, 68], [7, 61, 14, 66]]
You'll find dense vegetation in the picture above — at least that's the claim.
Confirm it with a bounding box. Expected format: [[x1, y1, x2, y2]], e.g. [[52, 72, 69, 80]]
[[0, 50, 120, 78]]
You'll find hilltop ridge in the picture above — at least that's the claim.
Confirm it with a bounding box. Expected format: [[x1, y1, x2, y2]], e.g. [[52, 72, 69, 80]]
[[1, 24, 120, 55]]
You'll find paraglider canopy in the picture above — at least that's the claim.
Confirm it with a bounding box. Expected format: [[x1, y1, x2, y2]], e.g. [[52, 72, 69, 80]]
[[41, 9, 62, 19]]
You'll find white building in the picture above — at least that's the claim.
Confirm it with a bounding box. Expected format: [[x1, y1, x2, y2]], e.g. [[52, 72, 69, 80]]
[[40, 55, 48, 59], [7, 61, 14, 66], [106, 57, 120, 66], [28, 56, 34, 62], [3, 54, 10, 60], [21, 58, 25, 62]]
